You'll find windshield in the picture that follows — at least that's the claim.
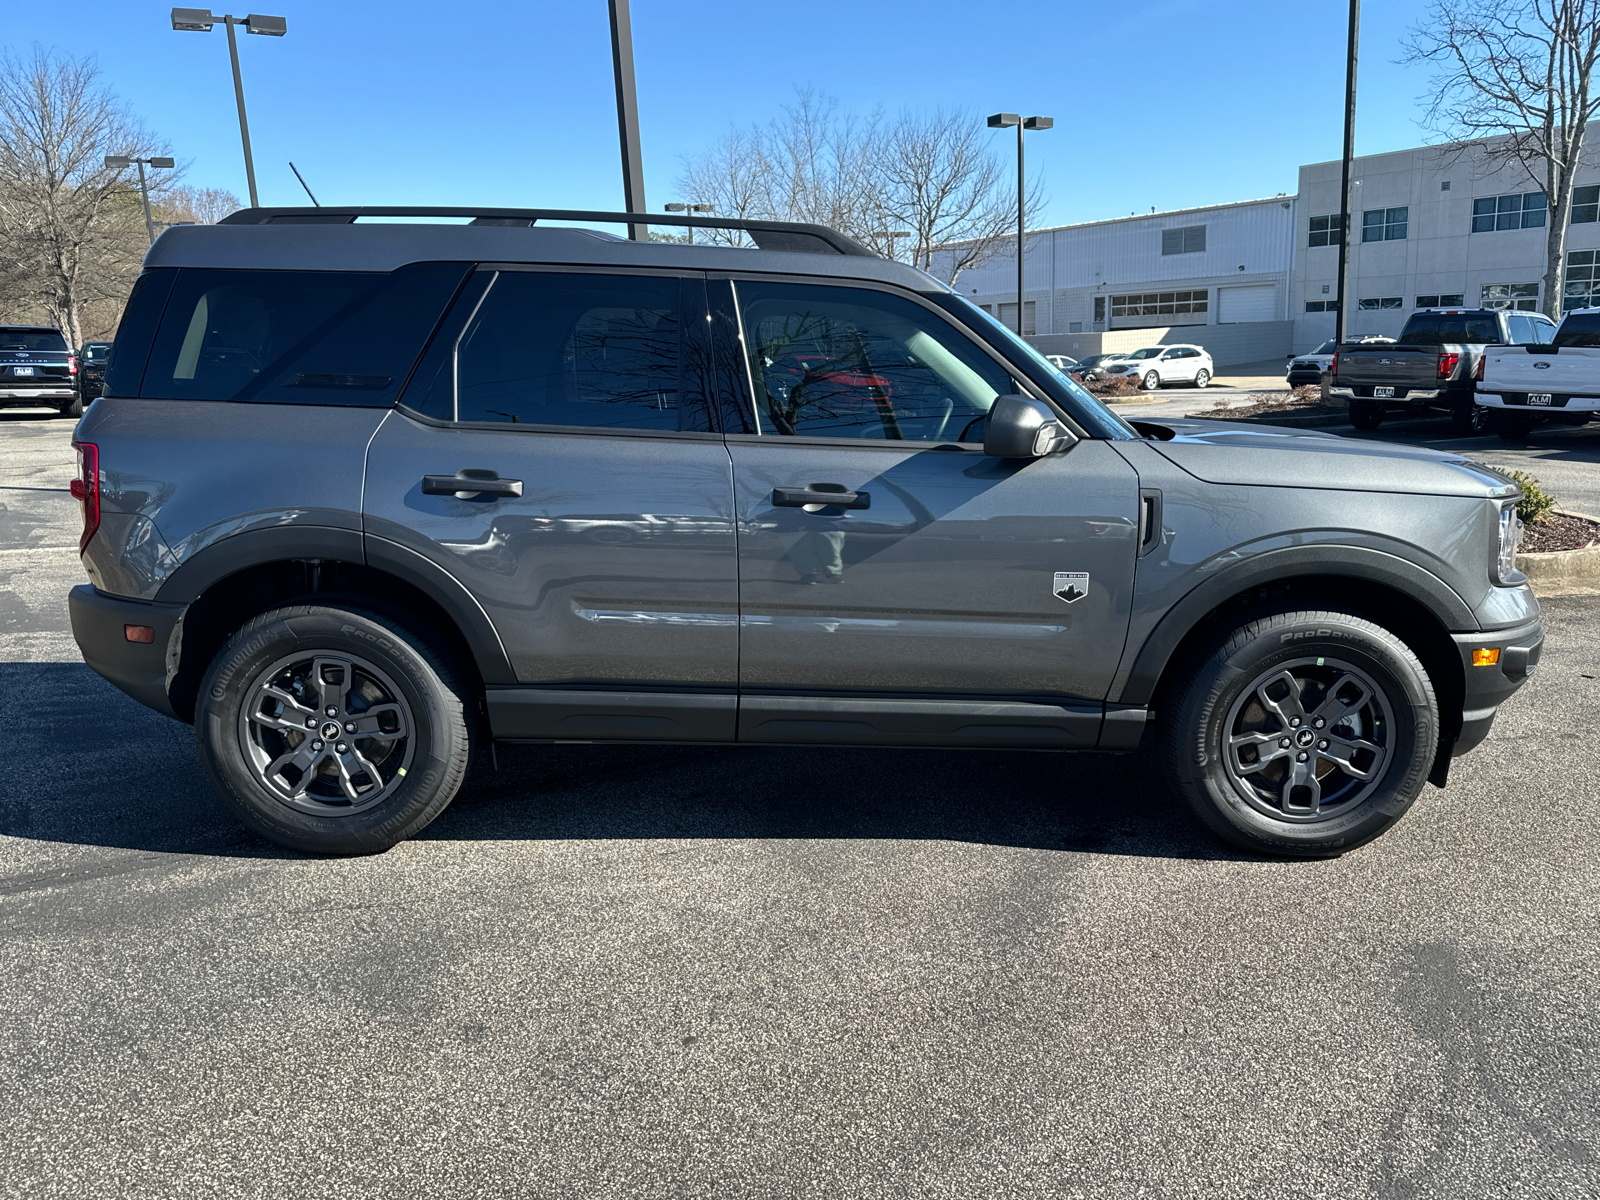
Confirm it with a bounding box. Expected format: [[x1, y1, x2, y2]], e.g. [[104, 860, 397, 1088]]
[[1554, 312, 1600, 347], [0, 330, 68, 352], [937, 294, 1137, 439], [1313, 340, 1336, 355], [81, 343, 111, 360], [1126, 347, 1164, 360]]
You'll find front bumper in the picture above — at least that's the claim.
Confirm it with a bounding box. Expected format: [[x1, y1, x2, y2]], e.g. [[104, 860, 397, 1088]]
[[1449, 616, 1543, 756], [68, 584, 187, 721]]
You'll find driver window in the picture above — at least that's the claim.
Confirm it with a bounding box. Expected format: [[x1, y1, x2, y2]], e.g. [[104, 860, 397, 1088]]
[[733, 280, 1016, 441]]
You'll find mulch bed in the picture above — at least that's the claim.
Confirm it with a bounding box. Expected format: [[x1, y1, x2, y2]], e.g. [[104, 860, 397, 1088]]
[[1184, 386, 1348, 422], [1521, 513, 1600, 553]]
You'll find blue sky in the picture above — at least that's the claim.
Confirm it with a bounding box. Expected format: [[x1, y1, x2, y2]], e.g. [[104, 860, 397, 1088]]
[[19, 0, 1447, 228]]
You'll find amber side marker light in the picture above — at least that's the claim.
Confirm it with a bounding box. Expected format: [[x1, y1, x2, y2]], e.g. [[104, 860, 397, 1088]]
[[1472, 648, 1501, 666], [124, 625, 156, 644]]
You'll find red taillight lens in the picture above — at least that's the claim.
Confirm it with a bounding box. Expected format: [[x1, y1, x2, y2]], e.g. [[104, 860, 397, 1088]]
[[1330, 351, 1339, 376], [1438, 351, 1460, 378], [68, 355, 78, 375], [1474, 354, 1485, 380], [72, 441, 99, 554]]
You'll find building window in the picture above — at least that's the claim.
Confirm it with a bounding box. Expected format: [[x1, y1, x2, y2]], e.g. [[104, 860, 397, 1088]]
[[1093, 296, 1106, 323], [1305, 300, 1340, 313], [1415, 294, 1465, 308], [1110, 290, 1208, 318], [1308, 214, 1343, 247], [1472, 192, 1546, 232], [1565, 250, 1600, 309], [1357, 297, 1403, 310], [1068, 321, 1083, 333], [1361, 207, 1408, 242], [1481, 283, 1541, 311], [1160, 225, 1206, 255], [1571, 185, 1599, 225]]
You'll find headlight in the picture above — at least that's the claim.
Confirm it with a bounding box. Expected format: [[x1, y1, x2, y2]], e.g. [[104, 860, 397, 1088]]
[[1492, 497, 1525, 586]]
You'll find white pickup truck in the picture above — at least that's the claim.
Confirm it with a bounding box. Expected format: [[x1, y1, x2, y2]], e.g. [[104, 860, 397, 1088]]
[[1476, 307, 1600, 439]]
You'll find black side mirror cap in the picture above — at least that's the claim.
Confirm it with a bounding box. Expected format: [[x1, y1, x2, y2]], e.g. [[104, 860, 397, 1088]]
[[983, 394, 1079, 459]]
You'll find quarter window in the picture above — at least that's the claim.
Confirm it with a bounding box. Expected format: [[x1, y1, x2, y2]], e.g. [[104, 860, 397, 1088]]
[[443, 273, 711, 432], [1361, 207, 1408, 242], [1308, 214, 1343, 247], [1160, 225, 1206, 255], [733, 280, 1014, 442], [1472, 192, 1546, 232]]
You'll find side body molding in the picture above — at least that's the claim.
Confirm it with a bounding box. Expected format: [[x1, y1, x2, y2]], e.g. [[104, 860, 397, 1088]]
[[1114, 544, 1478, 707]]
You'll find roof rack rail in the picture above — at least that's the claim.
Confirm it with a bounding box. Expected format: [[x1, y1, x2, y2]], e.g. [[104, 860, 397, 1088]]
[[216, 206, 878, 257]]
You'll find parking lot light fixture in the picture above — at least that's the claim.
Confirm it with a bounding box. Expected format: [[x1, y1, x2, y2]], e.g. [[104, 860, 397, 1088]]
[[871, 230, 912, 261], [663, 202, 714, 244], [170, 9, 287, 208], [105, 154, 176, 245], [988, 112, 1052, 335]]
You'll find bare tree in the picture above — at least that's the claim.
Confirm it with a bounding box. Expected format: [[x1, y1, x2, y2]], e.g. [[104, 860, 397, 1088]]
[[0, 48, 172, 344], [161, 184, 242, 226], [875, 108, 1043, 283], [1407, 0, 1600, 318]]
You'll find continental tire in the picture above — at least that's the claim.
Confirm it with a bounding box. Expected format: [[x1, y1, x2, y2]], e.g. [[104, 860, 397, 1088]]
[[1161, 609, 1438, 857], [195, 604, 472, 854]]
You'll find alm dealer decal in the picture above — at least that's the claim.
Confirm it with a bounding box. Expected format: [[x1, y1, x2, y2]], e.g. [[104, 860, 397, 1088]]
[[1053, 571, 1089, 603]]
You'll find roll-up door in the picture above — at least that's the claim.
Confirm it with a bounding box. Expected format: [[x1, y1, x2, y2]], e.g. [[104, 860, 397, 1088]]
[[1217, 283, 1276, 324]]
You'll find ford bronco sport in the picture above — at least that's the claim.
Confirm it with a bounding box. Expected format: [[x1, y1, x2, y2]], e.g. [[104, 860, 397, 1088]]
[[68, 207, 1543, 857]]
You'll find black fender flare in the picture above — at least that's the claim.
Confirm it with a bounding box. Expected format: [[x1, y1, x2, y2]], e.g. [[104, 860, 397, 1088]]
[[1115, 544, 1476, 707], [153, 525, 516, 686]]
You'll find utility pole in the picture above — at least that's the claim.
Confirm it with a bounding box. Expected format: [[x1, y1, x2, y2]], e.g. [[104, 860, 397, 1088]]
[[104, 155, 176, 244], [170, 11, 287, 210], [987, 113, 1052, 336], [1334, 0, 1359, 345], [608, 0, 648, 240]]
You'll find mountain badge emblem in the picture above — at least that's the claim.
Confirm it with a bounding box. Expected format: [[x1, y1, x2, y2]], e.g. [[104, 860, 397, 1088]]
[[1053, 571, 1089, 603]]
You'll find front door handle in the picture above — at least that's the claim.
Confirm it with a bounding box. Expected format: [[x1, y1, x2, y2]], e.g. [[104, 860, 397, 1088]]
[[771, 485, 871, 510], [422, 470, 524, 498]]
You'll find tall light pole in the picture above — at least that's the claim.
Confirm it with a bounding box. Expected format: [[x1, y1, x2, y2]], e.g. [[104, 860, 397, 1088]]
[[1334, 0, 1359, 345], [988, 113, 1052, 336], [105, 155, 176, 244], [872, 229, 912, 262], [664, 202, 713, 244], [170, 9, 287, 209], [608, 0, 648, 240]]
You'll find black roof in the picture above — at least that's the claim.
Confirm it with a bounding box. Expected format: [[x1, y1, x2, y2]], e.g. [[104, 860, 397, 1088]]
[[147, 206, 947, 292]]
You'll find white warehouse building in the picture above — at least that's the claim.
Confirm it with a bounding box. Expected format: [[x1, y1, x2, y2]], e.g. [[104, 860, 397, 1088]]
[[939, 130, 1600, 367]]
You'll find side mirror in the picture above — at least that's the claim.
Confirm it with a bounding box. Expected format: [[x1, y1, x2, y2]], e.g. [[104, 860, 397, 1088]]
[[983, 394, 1079, 459]]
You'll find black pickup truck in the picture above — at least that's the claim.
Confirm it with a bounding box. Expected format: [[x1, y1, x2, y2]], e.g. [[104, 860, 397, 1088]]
[[1329, 307, 1556, 433]]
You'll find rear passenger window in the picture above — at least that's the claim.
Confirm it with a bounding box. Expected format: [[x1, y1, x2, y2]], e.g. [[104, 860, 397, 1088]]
[[1555, 313, 1600, 347], [442, 272, 711, 432], [139, 263, 469, 405]]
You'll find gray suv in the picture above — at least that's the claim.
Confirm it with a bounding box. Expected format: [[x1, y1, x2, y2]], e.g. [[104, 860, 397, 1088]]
[[67, 207, 1543, 858]]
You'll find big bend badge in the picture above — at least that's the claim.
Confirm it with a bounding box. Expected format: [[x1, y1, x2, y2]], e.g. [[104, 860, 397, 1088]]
[[1053, 571, 1089, 603]]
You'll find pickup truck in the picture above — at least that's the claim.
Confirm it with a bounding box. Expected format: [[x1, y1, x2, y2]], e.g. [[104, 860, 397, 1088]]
[[1329, 308, 1556, 433], [1476, 307, 1600, 439]]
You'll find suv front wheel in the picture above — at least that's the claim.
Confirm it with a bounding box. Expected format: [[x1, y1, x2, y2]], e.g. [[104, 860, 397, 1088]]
[[195, 603, 473, 854], [1161, 610, 1438, 857]]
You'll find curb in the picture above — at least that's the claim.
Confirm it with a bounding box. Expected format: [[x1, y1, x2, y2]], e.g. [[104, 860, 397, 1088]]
[[1517, 510, 1600, 598]]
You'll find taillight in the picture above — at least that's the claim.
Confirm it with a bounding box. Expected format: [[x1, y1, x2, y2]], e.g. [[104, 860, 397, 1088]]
[[1474, 354, 1485, 381], [68, 355, 78, 376], [1438, 351, 1460, 378], [70, 441, 99, 554], [1330, 351, 1339, 376]]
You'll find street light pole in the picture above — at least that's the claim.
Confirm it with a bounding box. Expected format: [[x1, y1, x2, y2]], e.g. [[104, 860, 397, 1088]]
[[988, 113, 1052, 336], [871, 230, 911, 261], [171, 10, 287, 209], [1334, 0, 1359, 345], [105, 155, 177, 244], [664, 202, 714, 244]]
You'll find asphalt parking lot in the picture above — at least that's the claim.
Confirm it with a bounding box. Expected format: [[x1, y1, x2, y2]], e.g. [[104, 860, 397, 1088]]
[[3, 406, 1598, 1199]]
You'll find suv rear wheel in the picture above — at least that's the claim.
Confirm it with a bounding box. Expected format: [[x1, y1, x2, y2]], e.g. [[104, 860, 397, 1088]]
[[195, 603, 473, 854], [58, 394, 83, 419], [1161, 609, 1438, 857]]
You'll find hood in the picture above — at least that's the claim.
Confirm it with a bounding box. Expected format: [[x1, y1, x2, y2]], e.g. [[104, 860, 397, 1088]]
[[1132, 418, 1518, 499]]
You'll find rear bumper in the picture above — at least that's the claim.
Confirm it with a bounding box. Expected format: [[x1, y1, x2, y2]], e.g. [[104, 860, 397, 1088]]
[[1476, 392, 1600, 412], [1449, 616, 1543, 756], [67, 584, 186, 721], [0, 386, 76, 404], [1329, 385, 1444, 402]]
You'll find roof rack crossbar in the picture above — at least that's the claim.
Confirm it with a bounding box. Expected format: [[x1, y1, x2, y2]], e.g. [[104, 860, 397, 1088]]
[[216, 206, 878, 257]]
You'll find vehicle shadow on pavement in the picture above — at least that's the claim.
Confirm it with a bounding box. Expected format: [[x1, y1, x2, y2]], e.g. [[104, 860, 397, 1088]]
[[0, 662, 1248, 863]]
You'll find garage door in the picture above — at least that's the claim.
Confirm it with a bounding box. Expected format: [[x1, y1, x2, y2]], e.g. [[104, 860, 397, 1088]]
[[1218, 283, 1276, 324]]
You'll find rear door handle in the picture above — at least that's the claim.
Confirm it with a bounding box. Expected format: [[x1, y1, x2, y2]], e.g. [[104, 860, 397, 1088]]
[[771, 485, 871, 509], [422, 471, 524, 498]]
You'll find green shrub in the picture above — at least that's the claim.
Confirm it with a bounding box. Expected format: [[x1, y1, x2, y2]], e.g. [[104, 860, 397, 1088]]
[[1506, 469, 1556, 524]]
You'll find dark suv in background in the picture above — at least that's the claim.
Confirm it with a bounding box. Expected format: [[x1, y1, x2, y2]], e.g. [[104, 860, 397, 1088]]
[[67, 207, 1541, 859], [0, 325, 80, 416], [77, 342, 112, 402]]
